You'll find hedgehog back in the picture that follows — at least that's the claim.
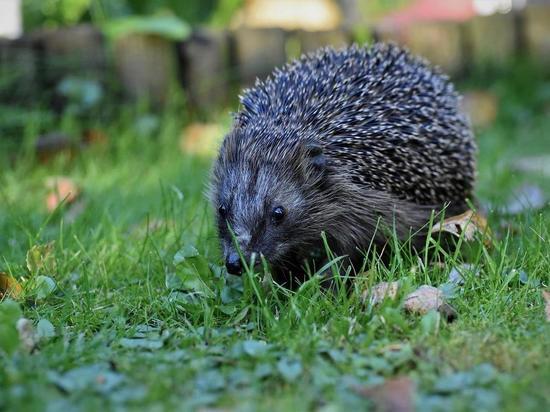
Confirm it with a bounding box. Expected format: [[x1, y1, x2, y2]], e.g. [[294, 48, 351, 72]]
[[237, 43, 476, 208]]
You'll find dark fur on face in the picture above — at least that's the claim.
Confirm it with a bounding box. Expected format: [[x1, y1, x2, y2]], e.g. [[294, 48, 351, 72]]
[[210, 124, 328, 276]]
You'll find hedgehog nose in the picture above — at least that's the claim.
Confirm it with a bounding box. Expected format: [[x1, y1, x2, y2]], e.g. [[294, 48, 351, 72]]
[[225, 252, 242, 275]]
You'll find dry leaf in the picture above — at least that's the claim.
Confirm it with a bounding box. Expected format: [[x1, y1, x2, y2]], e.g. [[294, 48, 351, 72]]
[[362, 281, 400, 305], [26, 242, 56, 275], [404, 285, 457, 322], [0, 273, 23, 299], [430, 210, 490, 243], [16, 318, 38, 353], [354, 376, 415, 412], [404, 285, 443, 314], [543, 290, 550, 322], [179, 123, 223, 157], [45, 176, 80, 212]]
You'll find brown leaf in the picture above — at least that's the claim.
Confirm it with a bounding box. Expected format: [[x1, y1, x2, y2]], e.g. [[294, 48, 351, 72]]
[[430, 210, 490, 243], [354, 376, 415, 412], [403, 285, 457, 322], [362, 281, 400, 305], [45, 176, 80, 212], [404, 285, 443, 314], [543, 290, 550, 322], [26, 242, 56, 275], [0, 272, 23, 299]]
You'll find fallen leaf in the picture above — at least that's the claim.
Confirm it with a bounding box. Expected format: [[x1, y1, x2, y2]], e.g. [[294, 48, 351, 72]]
[[0, 272, 23, 299], [404, 285, 457, 322], [354, 376, 415, 412], [362, 281, 400, 305], [501, 184, 547, 215], [430, 210, 490, 243], [45, 176, 80, 212], [404, 285, 442, 314], [542, 290, 550, 322], [16, 318, 38, 353], [179, 123, 223, 157], [26, 242, 56, 275]]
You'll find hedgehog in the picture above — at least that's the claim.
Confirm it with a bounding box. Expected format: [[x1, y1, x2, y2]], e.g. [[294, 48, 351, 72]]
[[210, 43, 476, 283]]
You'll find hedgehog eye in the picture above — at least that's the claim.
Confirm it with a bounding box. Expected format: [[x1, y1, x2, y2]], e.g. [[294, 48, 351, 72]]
[[218, 205, 228, 219], [271, 206, 285, 224]]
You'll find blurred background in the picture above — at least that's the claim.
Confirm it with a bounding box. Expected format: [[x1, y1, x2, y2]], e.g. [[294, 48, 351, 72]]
[[0, 0, 549, 210]]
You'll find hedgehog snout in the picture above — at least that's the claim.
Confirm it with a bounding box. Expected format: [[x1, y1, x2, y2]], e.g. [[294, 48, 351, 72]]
[[224, 232, 254, 276], [225, 252, 242, 275]]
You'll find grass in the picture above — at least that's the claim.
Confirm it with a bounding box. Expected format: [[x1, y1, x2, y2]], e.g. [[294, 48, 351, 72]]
[[1, 66, 550, 411]]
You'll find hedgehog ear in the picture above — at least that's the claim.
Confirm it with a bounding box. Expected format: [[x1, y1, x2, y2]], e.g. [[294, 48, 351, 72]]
[[305, 143, 326, 171]]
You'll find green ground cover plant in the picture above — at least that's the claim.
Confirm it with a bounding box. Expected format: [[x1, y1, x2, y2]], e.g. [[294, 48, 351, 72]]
[[0, 65, 549, 411]]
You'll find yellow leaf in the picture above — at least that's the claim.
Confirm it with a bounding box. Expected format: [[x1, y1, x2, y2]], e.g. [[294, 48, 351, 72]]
[[404, 285, 458, 322], [0, 272, 23, 300], [430, 210, 491, 244]]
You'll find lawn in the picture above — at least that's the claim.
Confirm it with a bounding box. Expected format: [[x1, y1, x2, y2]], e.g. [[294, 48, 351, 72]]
[[1, 64, 549, 411]]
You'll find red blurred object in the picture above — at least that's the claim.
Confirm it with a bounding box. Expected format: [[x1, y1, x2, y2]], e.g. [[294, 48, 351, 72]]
[[380, 0, 476, 29]]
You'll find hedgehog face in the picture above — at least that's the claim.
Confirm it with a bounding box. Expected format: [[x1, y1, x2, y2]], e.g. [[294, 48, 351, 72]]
[[211, 125, 329, 276], [214, 161, 307, 275]]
